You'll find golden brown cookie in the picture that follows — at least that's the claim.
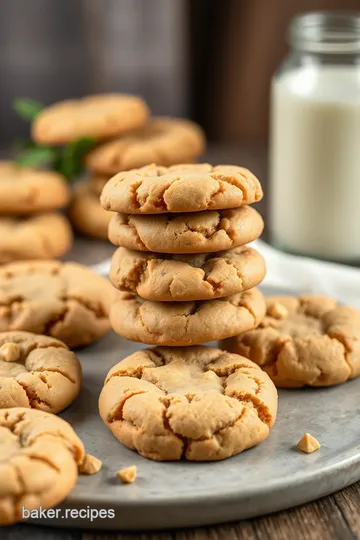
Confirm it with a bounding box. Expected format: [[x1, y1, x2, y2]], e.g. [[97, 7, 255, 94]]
[[0, 331, 82, 413], [110, 246, 266, 301], [101, 163, 262, 214], [0, 407, 84, 524], [0, 162, 69, 214], [108, 206, 263, 254], [89, 175, 109, 197], [99, 346, 277, 461], [32, 94, 149, 145], [69, 181, 114, 240], [222, 294, 360, 387], [110, 288, 266, 346], [0, 213, 73, 264], [0, 260, 117, 348], [86, 117, 205, 175]]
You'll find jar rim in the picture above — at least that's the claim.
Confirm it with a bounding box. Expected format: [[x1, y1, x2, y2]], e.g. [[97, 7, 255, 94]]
[[288, 11, 360, 53]]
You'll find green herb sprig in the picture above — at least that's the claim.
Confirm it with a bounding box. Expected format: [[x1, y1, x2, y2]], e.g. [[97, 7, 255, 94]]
[[13, 98, 96, 181]]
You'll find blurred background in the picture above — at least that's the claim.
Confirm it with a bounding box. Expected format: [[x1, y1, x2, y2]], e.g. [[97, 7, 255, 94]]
[[2, 0, 359, 146]]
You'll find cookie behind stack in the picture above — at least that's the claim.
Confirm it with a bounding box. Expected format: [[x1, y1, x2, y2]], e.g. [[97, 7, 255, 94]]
[[0, 162, 72, 263], [31, 93, 149, 241], [69, 116, 206, 239], [102, 163, 267, 345]]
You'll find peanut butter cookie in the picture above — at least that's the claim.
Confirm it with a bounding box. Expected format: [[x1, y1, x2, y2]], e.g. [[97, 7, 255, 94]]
[[0, 407, 84, 524], [0, 260, 116, 348], [0, 331, 81, 413], [101, 163, 262, 214], [0, 213, 73, 264], [222, 294, 360, 387], [110, 246, 266, 301], [32, 94, 149, 145], [108, 206, 264, 254], [86, 117, 205, 175], [110, 288, 266, 346], [99, 346, 277, 461], [69, 181, 114, 239], [0, 162, 69, 214]]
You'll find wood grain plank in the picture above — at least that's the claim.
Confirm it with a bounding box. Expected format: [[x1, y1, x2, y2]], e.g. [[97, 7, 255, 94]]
[[334, 484, 360, 537], [1, 524, 82, 540], [252, 495, 356, 540], [82, 532, 174, 540], [176, 522, 258, 540]]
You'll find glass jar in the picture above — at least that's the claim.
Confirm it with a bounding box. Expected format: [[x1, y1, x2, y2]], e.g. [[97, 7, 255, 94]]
[[270, 12, 360, 263]]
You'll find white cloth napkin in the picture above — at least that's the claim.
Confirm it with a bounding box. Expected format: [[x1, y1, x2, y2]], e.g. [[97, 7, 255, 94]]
[[91, 239, 360, 308], [251, 239, 360, 308]]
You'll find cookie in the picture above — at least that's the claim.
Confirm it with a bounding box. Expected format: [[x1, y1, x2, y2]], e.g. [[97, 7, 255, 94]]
[[0, 213, 73, 264], [0, 260, 116, 348], [0, 407, 84, 524], [86, 117, 205, 175], [99, 346, 277, 461], [110, 246, 266, 301], [0, 331, 82, 413], [89, 175, 109, 197], [32, 94, 149, 145], [69, 181, 113, 240], [0, 162, 70, 214], [222, 294, 360, 387], [108, 206, 263, 254], [110, 288, 265, 346], [101, 163, 262, 214]]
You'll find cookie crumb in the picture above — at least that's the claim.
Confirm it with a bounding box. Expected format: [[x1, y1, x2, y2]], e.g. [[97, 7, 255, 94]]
[[117, 465, 137, 484], [297, 433, 321, 454], [0, 343, 21, 362], [268, 302, 288, 319], [79, 453, 102, 475]]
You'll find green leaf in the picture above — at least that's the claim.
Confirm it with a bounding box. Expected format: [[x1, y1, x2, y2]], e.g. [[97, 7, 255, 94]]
[[54, 136, 97, 180], [13, 98, 44, 121], [70, 136, 97, 157], [15, 146, 58, 168]]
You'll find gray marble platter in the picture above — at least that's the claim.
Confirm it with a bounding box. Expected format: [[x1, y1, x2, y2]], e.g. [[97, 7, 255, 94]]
[[34, 285, 360, 531]]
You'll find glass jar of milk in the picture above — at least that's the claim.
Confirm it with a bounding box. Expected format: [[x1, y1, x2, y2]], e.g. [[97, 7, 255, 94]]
[[270, 12, 360, 263]]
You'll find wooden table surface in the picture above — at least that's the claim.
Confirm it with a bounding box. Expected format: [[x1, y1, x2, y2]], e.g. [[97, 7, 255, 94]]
[[3, 146, 360, 539]]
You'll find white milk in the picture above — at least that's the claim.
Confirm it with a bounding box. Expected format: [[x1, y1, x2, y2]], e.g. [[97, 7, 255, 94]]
[[270, 66, 360, 261]]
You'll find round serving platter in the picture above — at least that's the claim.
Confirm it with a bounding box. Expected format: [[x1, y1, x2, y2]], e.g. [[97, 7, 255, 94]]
[[33, 285, 360, 530]]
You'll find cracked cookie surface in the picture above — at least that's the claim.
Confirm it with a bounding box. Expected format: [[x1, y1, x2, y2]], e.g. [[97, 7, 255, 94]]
[[0, 331, 82, 413], [99, 346, 277, 461], [69, 181, 114, 239], [108, 206, 263, 254], [110, 246, 266, 301], [110, 288, 266, 346], [0, 214, 73, 264], [86, 117, 205, 175], [0, 161, 69, 214], [32, 94, 149, 145], [222, 294, 360, 387], [0, 261, 117, 348], [101, 163, 262, 214], [0, 407, 84, 524]]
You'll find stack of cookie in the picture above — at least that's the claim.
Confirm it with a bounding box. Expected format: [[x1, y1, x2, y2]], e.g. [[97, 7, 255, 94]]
[[0, 161, 72, 263], [32, 94, 206, 239], [98, 164, 279, 461], [101, 163, 267, 344]]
